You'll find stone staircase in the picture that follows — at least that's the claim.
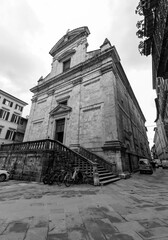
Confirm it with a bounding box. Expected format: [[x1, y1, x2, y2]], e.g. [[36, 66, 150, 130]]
[[0, 139, 120, 185], [97, 164, 120, 185], [77, 146, 121, 185]]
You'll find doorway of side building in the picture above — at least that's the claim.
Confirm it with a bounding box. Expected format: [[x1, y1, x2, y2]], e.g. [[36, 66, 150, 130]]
[[55, 118, 65, 143]]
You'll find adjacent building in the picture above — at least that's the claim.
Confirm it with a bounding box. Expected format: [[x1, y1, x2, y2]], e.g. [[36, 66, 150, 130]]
[[136, 0, 168, 159], [24, 26, 150, 173], [0, 89, 28, 144], [153, 116, 168, 159]]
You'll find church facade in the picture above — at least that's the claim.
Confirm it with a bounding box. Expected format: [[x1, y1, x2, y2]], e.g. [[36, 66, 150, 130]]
[[24, 27, 151, 173]]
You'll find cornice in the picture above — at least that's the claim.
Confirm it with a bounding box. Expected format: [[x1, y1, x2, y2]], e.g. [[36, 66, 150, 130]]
[[47, 89, 55, 96], [31, 97, 38, 103], [72, 77, 82, 86], [57, 49, 76, 62], [102, 140, 126, 151], [100, 64, 114, 74], [0, 89, 28, 106]]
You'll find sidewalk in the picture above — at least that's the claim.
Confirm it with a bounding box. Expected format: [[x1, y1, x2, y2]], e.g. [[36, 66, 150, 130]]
[[0, 168, 168, 239]]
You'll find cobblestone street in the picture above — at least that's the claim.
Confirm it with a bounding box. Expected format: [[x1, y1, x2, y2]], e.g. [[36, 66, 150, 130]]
[[0, 168, 168, 240]]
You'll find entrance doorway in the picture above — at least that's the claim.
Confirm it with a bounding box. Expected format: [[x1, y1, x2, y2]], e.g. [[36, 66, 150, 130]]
[[55, 118, 65, 143]]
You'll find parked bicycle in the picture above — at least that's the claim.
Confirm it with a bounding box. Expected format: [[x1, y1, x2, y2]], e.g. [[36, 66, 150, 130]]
[[56, 168, 70, 186], [64, 167, 90, 187], [43, 169, 60, 185], [43, 166, 73, 186], [42, 166, 93, 186], [47, 169, 63, 185]]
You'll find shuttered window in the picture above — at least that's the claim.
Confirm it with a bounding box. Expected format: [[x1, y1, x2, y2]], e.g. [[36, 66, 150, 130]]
[[15, 104, 23, 111], [11, 114, 20, 124], [5, 129, 16, 140], [0, 109, 10, 121], [3, 98, 13, 107]]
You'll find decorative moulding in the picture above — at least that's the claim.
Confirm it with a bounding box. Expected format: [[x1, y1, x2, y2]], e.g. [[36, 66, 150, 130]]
[[47, 89, 55, 96], [102, 141, 126, 151], [57, 49, 76, 62], [56, 95, 70, 103], [49, 104, 72, 117], [31, 97, 38, 103], [72, 77, 83, 86]]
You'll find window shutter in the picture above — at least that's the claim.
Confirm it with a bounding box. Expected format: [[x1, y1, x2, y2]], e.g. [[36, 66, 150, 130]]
[[17, 116, 21, 124], [5, 112, 10, 121], [0, 109, 3, 118], [10, 102, 13, 107], [2, 99, 6, 104], [11, 114, 15, 122], [5, 130, 10, 139], [12, 132, 16, 141], [15, 104, 17, 109]]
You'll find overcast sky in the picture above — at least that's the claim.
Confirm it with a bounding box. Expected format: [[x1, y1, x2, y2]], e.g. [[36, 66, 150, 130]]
[[0, 0, 156, 147]]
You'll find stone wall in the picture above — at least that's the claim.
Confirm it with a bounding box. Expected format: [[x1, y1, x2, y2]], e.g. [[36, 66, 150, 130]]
[[0, 151, 54, 181]]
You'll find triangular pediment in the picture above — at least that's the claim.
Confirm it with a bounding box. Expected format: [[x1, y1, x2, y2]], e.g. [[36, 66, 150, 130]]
[[49, 104, 72, 116], [49, 26, 90, 57]]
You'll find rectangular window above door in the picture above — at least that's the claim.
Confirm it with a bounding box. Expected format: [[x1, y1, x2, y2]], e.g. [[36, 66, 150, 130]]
[[63, 59, 71, 72]]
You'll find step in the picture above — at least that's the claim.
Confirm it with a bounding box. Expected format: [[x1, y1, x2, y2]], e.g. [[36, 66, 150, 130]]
[[97, 167, 109, 170], [98, 170, 110, 174], [98, 172, 114, 177], [99, 175, 119, 181], [100, 177, 121, 185]]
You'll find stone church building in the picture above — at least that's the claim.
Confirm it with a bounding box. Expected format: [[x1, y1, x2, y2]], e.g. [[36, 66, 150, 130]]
[[24, 26, 151, 173]]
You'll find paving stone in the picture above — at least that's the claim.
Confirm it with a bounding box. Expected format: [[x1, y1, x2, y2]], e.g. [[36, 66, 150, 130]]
[[84, 219, 110, 240], [29, 216, 48, 228], [47, 233, 68, 240], [138, 218, 167, 229], [48, 218, 66, 234], [94, 218, 119, 239], [102, 210, 125, 223], [49, 207, 65, 218], [83, 206, 106, 219], [109, 233, 137, 240], [0, 232, 26, 240], [161, 217, 168, 225], [113, 221, 144, 232], [125, 211, 157, 221], [79, 207, 93, 221], [137, 226, 168, 239], [68, 228, 91, 240], [0, 219, 8, 235], [24, 227, 48, 240], [3, 221, 29, 234], [110, 203, 133, 215], [66, 212, 84, 229]]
